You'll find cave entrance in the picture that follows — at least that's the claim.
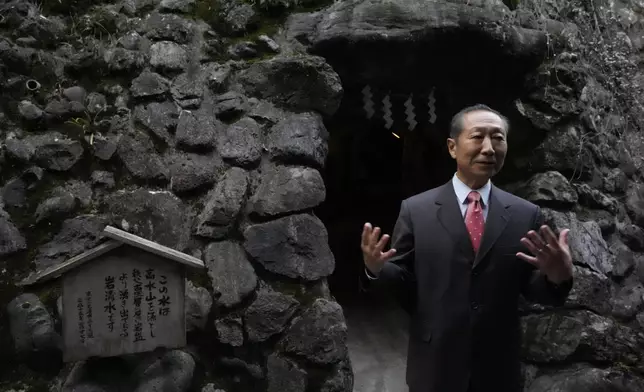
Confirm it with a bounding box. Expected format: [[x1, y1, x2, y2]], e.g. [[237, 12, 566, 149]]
[[314, 28, 540, 391], [316, 85, 459, 392]]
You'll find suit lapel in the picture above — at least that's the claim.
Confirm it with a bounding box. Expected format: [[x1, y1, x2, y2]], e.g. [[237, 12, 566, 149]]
[[473, 186, 511, 269], [435, 183, 475, 260]]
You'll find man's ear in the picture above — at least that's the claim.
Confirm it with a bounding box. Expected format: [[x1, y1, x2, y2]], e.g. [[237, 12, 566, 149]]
[[447, 138, 457, 159]]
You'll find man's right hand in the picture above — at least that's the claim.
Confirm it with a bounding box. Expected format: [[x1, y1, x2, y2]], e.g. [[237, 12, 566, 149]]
[[361, 222, 397, 276]]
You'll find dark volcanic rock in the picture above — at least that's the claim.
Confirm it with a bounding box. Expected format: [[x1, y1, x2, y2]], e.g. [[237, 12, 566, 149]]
[[285, 0, 539, 62], [521, 310, 643, 365], [5, 137, 35, 162], [514, 171, 578, 206], [517, 126, 591, 176], [93, 134, 119, 161], [171, 70, 207, 108], [90, 171, 115, 189], [117, 129, 169, 183], [575, 183, 619, 213], [527, 366, 644, 392], [34, 192, 77, 223], [541, 209, 614, 275], [167, 152, 223, 194], [212, 91, 248, 120], [33, 215, 107, 271], [144, 12, 195, 44], [204, 241, 257, 308], [244, 285, 299, 342], [236, 55, 343, 116], [626, 182, 644, 228], [243, 214, 335, 281], [619, 223, 644, 252], [132, 350, 195, 392], [217, 116, 262, 167], [1, 178, 27, 208], [565, 266, 612, 315], [215, 315, 244, 346], [248, 100, 288, 126], [116, 31, 145, 51], [18, 100, 44, 122], [250, 165, 326, 217], [609, 235, 636, 278], [610, 275, 644, 320], [217, 0, 258, 35], [228, 41, 258, 60], [266, 354, 307, 392], [279, 298, 348, 365], [105, 189, 191, 251], [185, 280, 212, 331], [195, 167, 249, 239], [104, 47, 147, 72], [62, 86, 86, 103], [0, 206, 27, 258], [149, 41, 188, 73], [86, 92, 108, 114], [204, 62, 232, 93], [133, 101, 179, 144], [320, 361, 354, 392], [175, 109, 224, 152], [131, 70, 171, 98], [160, 0, 196, 13], [267, 112, 328, 168], [27, 133, 84, 172]]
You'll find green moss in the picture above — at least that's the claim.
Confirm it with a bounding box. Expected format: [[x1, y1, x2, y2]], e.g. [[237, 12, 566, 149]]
[[268, 280, 321, 306], [187, 269, 213, 292], [37, 283, 62, 311], [194, 0, 223, 27]]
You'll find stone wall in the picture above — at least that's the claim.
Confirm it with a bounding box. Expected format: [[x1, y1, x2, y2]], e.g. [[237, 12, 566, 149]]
[[3, 0, 644, 391], [0, 0, 349, 390]]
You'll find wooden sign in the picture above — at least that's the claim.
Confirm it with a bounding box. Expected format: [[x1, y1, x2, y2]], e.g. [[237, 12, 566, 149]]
[[22, 226, 205, 362]]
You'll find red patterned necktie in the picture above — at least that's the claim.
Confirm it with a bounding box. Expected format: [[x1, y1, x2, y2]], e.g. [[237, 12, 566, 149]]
[[465, 191, 485, 253]]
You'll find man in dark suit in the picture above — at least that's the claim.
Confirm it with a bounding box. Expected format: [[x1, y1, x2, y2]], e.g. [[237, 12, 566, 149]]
[[360, 104, 574, 392]]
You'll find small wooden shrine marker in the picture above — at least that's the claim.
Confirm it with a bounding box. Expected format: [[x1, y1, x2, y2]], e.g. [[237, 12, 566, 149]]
[[22, 226, 205, 362]]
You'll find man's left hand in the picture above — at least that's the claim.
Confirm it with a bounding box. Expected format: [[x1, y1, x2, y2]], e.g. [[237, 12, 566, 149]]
[[516, 225, 573, 284]]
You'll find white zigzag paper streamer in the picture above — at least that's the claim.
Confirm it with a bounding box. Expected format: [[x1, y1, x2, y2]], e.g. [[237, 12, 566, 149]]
[[404, 94, 416, 131], [382, 94, 393, 129], [428, 88, 437, 124], [362, 85, 374, 119]]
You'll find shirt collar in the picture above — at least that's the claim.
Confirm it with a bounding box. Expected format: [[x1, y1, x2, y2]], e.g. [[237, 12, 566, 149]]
[[452, 173, 492, 207]]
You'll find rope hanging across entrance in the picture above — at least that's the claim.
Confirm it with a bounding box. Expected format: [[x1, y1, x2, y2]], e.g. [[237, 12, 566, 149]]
[[361, 85, 438, 131]]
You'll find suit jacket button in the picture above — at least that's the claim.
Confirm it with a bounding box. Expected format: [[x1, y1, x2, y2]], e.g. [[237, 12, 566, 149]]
[[471, 302, 479, 310]]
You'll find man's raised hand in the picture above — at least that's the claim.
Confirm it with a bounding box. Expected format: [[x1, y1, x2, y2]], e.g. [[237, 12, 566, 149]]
[[517, 225, 573, 284], [361, 223, 397, 276]]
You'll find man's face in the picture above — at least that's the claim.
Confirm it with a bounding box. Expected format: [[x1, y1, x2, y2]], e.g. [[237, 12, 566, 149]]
[[447, 110, 508, 184]]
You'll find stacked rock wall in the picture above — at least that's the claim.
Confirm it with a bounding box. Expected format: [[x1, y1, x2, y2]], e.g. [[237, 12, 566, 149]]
[[0, 0, 349, 391], [4, 0, 644, 391]]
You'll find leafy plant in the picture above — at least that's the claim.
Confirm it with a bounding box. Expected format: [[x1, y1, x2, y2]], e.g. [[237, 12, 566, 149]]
[[65, 107, 103, 146]]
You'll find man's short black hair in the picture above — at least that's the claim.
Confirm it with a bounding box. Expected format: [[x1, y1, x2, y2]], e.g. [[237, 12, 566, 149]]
[[449, 104, 510, 139]]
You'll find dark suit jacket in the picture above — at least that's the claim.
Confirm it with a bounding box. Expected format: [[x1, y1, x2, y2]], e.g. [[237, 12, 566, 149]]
[[361, 181, 573, 392]]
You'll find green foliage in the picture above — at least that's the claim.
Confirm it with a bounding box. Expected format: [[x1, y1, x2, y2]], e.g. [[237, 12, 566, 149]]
[[194, 0, 222, 27], [505, 0, 520, 10], [65, 108, 104, 146]]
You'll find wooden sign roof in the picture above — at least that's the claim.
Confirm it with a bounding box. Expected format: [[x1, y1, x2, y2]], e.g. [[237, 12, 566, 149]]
[[20, 225, 205, 286]]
